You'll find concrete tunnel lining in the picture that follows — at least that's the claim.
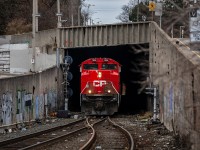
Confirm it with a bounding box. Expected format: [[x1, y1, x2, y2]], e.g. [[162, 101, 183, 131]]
[[64, 44, 149, 114]]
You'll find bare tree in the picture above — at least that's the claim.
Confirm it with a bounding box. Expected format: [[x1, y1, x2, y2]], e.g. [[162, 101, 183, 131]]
[[0, 0, 81, 35]]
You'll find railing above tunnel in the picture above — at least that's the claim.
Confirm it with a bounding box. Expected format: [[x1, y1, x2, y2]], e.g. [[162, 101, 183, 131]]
[[57, 22, 151, 48]]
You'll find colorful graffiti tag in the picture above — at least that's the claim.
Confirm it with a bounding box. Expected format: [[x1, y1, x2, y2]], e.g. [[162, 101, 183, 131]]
[[1, 92, 13, 125], [16, 90, 33, 123], [47, 90, 57, 110], [35, 95, 44, 120], [0, 88, 57, 126]]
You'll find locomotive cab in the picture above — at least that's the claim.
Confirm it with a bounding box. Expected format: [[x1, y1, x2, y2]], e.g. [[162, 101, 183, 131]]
[[80, 58, 121, 115]]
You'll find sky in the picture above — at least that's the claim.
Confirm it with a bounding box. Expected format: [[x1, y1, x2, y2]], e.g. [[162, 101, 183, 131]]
[[84, 0, 130, 24]]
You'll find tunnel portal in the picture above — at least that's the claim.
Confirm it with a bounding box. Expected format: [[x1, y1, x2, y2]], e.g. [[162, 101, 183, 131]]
[[64, 44, 149, 114]]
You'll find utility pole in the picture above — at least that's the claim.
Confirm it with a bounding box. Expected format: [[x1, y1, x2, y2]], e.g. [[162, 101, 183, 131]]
[[32, 0, 40, 72], [71, 14, 74, 26], [35, 0, 38, 32], [57, 0, 62, 27], [32, 0, 36, 71], [78, 6, 81, 26], [86, 4, 95, 26], [137, 0, 139, 22]]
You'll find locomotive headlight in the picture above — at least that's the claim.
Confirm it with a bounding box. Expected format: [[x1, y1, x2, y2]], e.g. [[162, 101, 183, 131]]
[[108, 89, 111, 93], [88, 90, 92, 94], [97, 72, 102, 78]]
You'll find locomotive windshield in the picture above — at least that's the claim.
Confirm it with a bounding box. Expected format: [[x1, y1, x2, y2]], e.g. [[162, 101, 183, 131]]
[[102, 64, 117, 70], [83, 64, 98, 70]]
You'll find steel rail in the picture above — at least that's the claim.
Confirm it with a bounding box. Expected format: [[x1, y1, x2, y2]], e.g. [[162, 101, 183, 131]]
[[0, 118, 85, 149], [19, 126, 89, 150], [19, 117, 105, 150], [79, 117, 96, 150], [79, 117, 106, 150], [108, 117, 134, 150]]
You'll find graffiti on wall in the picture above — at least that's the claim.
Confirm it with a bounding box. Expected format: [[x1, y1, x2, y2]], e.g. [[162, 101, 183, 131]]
[[163, 82, 175, 129], [35, 95, 44, 120], [175, 81, 184, 116], [159, 83, 164, 122], [16, 90, 32, 123], [0, 88, 57, 125], [169, 83, 173, 113], [1, 92, 12, 125], [47, 90, 57, 111]]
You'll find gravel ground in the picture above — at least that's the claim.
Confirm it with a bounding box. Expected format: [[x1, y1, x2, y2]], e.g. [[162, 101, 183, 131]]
[[40, 129, 92, 150], [0, 112, 188, 150], [112, 114, 188, 150]]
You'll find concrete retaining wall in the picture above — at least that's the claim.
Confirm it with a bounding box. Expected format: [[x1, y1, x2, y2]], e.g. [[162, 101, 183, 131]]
[[0, 66, 63, 126], [0, 29, 57, 48], [150, 22, 200, 149], [0, 29, 59, 72]]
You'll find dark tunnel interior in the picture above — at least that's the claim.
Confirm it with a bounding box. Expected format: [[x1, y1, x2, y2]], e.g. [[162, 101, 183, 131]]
[[64, 44, 149, 114]]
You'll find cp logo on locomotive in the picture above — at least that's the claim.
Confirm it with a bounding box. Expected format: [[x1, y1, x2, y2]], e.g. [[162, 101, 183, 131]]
[[93, 80, 107, 87]]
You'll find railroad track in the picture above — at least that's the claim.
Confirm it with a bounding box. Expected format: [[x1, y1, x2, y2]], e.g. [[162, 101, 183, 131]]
[[80, 117, 134, 150], [0, 117, 134, 150], [0, 118, 88, 150], [39, 117, 105, 150]]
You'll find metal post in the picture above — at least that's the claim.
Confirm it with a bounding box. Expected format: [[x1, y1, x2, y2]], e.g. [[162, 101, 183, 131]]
[[65, 73, 68, 111], [56, 48, 60, 68], [182, 29, 184, 38], [160, 15, 162, 28], [171, 25, 174, 38], [180, 26, 185, 38], [64, 59, 69, 111], [65, 98, 68, 111]]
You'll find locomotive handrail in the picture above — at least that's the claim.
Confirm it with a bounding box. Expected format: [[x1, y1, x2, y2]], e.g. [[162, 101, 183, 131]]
[[80, 81, 90, 94]]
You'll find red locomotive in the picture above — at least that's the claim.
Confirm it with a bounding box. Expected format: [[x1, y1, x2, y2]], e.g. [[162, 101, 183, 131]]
[[80, 58, 121, 115]]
